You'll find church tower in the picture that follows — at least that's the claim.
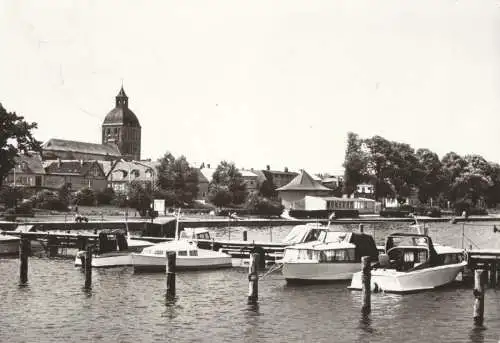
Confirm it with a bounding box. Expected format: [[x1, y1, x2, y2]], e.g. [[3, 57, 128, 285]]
[[102, 86, 142, 160]]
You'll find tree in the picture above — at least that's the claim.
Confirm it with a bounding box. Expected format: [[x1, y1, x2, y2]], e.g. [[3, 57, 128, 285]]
[[0, 103, 42, 187], [415, 148, 443, 204], [0, 186, 22, 208], [342, 132, 368, 196], [127, 180, 153, 213], [208, 185, 232, 208], [156, 153, 199, 206], [259, 177, 277, 199], [208, 161, 248, 206], [75, 187, 96, 206]]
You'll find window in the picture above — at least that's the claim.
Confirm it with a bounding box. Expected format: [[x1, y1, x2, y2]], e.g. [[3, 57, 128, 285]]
[[189, 250, 198, 256], [178, 251, 187, 256]]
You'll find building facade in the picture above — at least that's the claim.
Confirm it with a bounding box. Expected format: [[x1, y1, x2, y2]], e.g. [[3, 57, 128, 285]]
[[102, 87, 142, 161], [43, 160, 107, 192], [277, 170, 332, 209], [5, 153, 45, 188]]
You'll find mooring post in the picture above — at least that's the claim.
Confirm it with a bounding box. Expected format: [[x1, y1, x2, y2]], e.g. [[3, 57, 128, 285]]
[[248, 253, 259, 304], [359, 224, 364, 233], [269, 227, 273, 242], [489, 261, 497, 288], [473, 269, 485, 325], [243, 230, 248, 241], [361, 256, 371, 315], [84, 245, 93, 289], [19, 235, 29, 285], [166, 251, 176, 299]]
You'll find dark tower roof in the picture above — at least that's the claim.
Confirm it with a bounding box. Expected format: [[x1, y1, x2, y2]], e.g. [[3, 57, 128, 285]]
[[103, 86, 141, 127]]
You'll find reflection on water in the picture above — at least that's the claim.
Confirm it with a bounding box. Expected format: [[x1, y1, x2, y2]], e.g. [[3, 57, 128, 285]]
[[1, 222, 500, 342]]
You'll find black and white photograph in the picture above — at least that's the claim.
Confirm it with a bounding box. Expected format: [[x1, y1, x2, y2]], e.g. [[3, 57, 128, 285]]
[[1, 1, 500, 342]]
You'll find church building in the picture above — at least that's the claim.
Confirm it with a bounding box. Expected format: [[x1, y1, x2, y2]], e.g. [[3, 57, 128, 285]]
[[42, 86, 142, 161]]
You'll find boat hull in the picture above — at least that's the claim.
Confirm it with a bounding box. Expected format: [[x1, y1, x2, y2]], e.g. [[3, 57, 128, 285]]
[[282, 262, 361, 283], [74, 252, 134, 268], [131, 253, 233, 272], [349, 261, 467, 293]]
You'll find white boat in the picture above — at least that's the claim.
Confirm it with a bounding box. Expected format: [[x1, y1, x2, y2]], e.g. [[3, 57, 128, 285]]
[[349, 233, 467, 293], [74, 232, 154, 268], [228, 223, 330, 268], [131, 228, 232, 272], [281, 230, 379, 283], [0, 234, 20, 255]]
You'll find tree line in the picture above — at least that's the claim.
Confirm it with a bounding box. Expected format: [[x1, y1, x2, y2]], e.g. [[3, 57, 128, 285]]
[[343, 132, 500, 209]]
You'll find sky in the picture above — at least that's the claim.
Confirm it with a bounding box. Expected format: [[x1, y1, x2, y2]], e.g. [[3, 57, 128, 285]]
[[1, 0, 500, 175]]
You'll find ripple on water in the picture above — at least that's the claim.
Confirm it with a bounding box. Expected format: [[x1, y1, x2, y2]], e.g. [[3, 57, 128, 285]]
[[1, 222, 500, 342]]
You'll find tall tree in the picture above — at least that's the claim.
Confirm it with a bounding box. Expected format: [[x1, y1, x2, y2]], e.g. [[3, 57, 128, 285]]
[[342, 132, 367, 196], [156, 153, 199, 206], [415, 148, 443, 204], [0, 103, 42, 187], [208, 161, 248, 206]]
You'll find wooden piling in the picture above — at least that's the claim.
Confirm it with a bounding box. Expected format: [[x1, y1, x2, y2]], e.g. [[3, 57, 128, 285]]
[[19, 236, 29, 284], [84, 245, 92, 289], [248, 253, 259, 304], [359, 224, 364, 233], [361, 256, 371, 315], [490, 261, 497, 288], [243, 230, 248, 241], [473, 269, 485, 325], [166, 251, 176, 299]]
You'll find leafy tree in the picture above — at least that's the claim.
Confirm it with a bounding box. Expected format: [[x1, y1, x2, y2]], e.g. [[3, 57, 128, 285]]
[[209, 161, 248, 205], [75, 187, 96, 206], [96, 187, 116, 205], [259, 177, 277, 198], [208, 185, 232, 207], [0, 186, 22, 208], [156, 153, 199, 206], [127, 180, 153, 213], [415, 148, 443, 204], [342, 132, 368, 196], [0, 103, 42, 187]]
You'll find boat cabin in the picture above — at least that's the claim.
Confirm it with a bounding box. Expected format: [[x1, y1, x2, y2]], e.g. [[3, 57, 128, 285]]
[[282, 232, 379, 263], [380, 233, 464, 272], [141, 240, 200, 258]]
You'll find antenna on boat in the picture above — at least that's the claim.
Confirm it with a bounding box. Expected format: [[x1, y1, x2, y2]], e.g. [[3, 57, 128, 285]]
[[327, 212, 335, 229], [175, 208, 181, 240]]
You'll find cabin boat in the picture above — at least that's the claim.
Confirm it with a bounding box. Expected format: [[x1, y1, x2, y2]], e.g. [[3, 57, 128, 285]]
[[280, 230, 379, 283], [131, 228, 232, 272], [74, 232, 154, 268], [227, 223, 330, 268], [349, 233, 467, 293], [0, 234, 20, 255]]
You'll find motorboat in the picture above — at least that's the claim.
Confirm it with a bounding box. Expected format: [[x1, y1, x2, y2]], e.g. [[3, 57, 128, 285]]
[[75, 231, 154, 268], [0, 234, 20, 255], [131, 228, 232, 272], [280, 230, 379, 283], [349, 233, 467, 293], [226, 223, 330, 268]]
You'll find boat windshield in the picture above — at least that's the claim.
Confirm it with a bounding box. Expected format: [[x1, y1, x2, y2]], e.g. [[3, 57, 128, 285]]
[[282, 225, 322, 244], [318, 231, 348, 243], [388, 236, 429, 248]]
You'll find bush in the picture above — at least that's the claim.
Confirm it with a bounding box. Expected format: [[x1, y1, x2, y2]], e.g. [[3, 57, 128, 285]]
[[0, 186, 23, 208], [31, 190, 69, 212], [380, 208, 411, 218], [247, 196, 284, 217], [453, 201, 488, 216], [96, 187, 115, 205], [111, 192, 128, 208], [75, 188, 96, 206]]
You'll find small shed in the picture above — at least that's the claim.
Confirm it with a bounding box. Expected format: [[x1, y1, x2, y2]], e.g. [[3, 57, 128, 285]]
[[276, 170, 332, 209]]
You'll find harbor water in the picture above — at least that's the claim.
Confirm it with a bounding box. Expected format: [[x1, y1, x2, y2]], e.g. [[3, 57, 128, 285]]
[[1, 221, 500, 343]]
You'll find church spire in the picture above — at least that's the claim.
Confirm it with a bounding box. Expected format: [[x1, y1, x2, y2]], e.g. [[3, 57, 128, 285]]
[[116, 85, 128, 108]]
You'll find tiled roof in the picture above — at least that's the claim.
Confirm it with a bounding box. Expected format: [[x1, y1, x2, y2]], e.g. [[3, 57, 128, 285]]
[[44, 160, 105, 176], [12, 153, 45, 174], [42, 138, 121, 157], [277, 170, 331, 192]]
